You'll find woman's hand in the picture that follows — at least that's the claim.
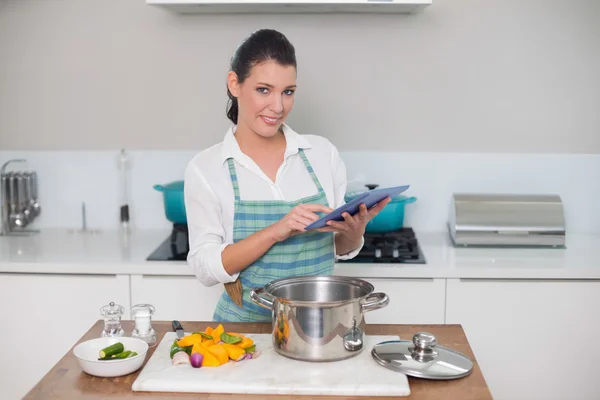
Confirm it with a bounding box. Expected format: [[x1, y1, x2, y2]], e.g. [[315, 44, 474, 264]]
[[268, 203, 334, 242], [316, 197, 392, 242]]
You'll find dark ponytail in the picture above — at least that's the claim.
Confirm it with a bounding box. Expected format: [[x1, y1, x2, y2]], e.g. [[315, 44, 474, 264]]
[[226, 29, 297, 124]]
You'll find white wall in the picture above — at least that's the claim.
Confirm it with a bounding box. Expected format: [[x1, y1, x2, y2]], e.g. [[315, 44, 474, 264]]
[[1, 1, 599, 235], [1, 0, 599, 153], [1, 150, 598, 234]]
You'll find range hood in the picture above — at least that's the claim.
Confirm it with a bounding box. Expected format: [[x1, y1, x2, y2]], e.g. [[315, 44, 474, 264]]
[[146, 0, 432, 14]]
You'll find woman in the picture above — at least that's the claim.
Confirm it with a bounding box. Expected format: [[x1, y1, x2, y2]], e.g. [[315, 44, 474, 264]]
[[184, 29, 390, 322]]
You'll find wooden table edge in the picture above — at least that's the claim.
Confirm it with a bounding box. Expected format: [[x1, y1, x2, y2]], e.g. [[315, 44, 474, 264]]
[[24, 321, 493, 400]]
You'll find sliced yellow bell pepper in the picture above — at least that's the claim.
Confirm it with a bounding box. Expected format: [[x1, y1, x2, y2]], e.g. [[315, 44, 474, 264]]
[[177, 333, 203, 348], [211, 324, 225, 342], [223, 343, 246, 361], [208, 344, 229, 365]]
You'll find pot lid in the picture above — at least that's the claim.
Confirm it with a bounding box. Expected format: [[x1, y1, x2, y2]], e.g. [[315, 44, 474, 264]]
[[371, 332, 474, 380]]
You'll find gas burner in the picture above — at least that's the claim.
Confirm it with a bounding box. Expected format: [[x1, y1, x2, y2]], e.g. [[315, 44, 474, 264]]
[[338, 227, 426, 264]]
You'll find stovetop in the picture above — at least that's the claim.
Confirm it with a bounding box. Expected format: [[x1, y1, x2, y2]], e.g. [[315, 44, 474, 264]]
[[337, 227, 426, 264], [147, 225, 426, 264], [147, 224, 189, 261]]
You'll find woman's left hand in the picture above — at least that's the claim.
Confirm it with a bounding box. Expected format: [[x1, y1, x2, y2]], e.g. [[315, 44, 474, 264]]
[[316, 197, 392, 241]]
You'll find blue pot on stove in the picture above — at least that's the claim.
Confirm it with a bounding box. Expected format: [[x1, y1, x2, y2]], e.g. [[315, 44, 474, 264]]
[[154, 181, 187, 224], [344, 184, 417, 233]]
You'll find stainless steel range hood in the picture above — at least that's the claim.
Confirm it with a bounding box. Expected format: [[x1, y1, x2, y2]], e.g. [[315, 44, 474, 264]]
[[146, 0, 432, 14], [448, 193, 566, 248]]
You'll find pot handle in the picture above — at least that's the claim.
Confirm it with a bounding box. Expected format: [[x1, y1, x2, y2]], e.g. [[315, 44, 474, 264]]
[[400, 196, 417, 204], [250, 287, 275, 310], [153, 184, 166, 192], [360, 292, 389, 313]]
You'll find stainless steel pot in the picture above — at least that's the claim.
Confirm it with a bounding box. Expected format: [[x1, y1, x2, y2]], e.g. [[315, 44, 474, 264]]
[[250, 275, 389, 362]]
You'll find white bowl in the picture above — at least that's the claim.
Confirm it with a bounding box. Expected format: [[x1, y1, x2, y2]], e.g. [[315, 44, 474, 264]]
[[73, 337, 149, 378]]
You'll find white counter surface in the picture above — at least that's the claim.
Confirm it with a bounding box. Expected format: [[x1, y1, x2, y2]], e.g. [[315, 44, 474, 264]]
[[1, 229, 599, 279]]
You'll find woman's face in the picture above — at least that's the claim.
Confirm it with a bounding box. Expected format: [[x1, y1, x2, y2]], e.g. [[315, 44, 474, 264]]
[[228, 60, 297, 139]]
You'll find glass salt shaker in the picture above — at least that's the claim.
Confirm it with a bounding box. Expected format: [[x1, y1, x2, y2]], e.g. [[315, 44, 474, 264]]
[[100, 301, 125, 338], [131, 304, 157, 347]]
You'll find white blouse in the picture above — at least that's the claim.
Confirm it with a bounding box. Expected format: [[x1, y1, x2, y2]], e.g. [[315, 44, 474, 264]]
[[183, 123, 364, 287]]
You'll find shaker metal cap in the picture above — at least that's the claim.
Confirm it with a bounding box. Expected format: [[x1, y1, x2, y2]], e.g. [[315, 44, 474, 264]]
[[371, 332, 474, 380]]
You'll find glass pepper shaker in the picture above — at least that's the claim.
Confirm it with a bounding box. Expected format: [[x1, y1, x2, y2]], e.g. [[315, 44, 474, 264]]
[[100, 301, 125, 338], [131, 304, 157, 347]]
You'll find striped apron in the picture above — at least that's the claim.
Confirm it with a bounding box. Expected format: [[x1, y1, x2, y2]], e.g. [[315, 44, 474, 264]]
[[212, 149, 335, 322]]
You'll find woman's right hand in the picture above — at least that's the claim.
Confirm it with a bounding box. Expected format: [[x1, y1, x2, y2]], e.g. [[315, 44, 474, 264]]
[[268, 204, 334, 242]]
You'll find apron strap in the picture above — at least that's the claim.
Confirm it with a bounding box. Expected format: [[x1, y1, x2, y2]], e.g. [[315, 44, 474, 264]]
[[226, 158, 241, 201], [298, 149, 326, 194]]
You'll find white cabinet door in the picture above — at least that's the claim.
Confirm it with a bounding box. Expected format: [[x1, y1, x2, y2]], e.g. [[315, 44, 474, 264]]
[[0, 273, 130, 400], [446, 279, 600, 400], [359, 278, 446, 325], [130, 275, 223, 322]]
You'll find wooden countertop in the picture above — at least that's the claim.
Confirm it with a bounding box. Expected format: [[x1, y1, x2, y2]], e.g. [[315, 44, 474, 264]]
[[25, 321, 492, 400]]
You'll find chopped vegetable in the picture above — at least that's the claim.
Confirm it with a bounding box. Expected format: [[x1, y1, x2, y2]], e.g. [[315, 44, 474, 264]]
[[177, 334, 203, 348], [190, 352, 203, 368], [207, 344, 229, 364], [220, 332, 242, 345], [98, 349, 137, 361], [194, 345, 221, 367], [111, 350, 132, 359], [172, 351, 190, 365], [238, 337, 254, 349], [170, 324, 259, 367], [170, 339, 192, 359], [191, 342, 203, 356], [211, 324, 225, 342], [222, 343, 246, 361], [99, 342, 124, 358]]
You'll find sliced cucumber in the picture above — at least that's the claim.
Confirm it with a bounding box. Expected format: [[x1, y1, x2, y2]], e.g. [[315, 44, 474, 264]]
[[99, 342, 124, 358], [111, 350, 132, 359], [98, 350, 131, 360]]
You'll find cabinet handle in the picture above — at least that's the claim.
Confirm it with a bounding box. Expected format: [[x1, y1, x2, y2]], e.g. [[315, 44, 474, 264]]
[[458, 278, 600, 283], [358, 277, 435, 282]]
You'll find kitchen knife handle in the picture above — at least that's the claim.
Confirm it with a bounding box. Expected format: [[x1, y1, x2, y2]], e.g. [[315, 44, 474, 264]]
[[172, 320, 183, 332]]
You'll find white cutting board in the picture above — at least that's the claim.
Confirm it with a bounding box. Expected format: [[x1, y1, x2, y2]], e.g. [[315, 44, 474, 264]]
[[132, 332, 410, 397]]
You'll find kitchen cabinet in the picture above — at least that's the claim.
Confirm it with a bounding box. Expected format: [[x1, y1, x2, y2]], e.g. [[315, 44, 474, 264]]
[[360, 278, 446, 324], [446, 278, 600, 400], [0, 273, 130, 400], [130, 275, 223, 321]]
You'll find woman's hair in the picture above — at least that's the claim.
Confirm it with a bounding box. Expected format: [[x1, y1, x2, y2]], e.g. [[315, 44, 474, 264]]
[[226, 29, 297, 124]]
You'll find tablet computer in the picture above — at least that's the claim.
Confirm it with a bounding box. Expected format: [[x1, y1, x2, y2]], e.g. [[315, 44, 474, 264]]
[[304, 185, 410, 231]]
